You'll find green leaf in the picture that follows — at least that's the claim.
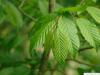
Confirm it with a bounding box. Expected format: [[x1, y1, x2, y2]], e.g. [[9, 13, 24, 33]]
[[76, 18, 100, 48], [52, 30, 69, 63], [2, 1, 23, 27], [44, 30, 53, 51], [60, 5, 86, 12], [30, 15, 56, 50], [40, 31, 54, 60], [86, 6, 100, 24], [52, 17, 80, 63], [58, 17, 80, 56]]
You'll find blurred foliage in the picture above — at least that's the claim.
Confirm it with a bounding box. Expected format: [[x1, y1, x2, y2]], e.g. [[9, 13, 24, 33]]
[[0, 0, 100, 75]]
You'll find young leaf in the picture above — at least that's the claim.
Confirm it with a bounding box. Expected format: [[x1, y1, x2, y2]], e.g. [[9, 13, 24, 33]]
[[52, 17, 80, 63], [30, 15, 56, 50], [41, 30, 53, 61], [52, 30, 69, 63], [58, 17, 80, 57], [44, 30, 53, 51], [86, 6, 100, 24], [76, 18, 100, 48], [2, 1, 23, 27]]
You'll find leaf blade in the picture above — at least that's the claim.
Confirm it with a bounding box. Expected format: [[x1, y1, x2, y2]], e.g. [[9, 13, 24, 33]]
[[76, 18, 100, 48], [52, 17, 80, 63], [87, 6, 100, 24]]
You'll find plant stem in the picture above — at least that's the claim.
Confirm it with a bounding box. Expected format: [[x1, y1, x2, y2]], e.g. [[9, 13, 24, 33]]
[[38, 49, 50, 75], [49, 0, 55, 13], [18, 0, 35, 21], [66, 59, 94, 67], [22, 34, 31, 59], [79, 46, 93, 52], [38, 0, 56, 75]]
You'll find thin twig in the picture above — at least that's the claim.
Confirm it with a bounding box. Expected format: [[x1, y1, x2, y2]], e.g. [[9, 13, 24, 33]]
[[19, 8, 35, 21], [38, 0, 56, 75], [80, 0, 85, 5], [79, 46, 93, 52], [49, 0, 55, 13], [18, 0, 35, 21], [19, 0, 26, 8], [66, 59, 94, 67]]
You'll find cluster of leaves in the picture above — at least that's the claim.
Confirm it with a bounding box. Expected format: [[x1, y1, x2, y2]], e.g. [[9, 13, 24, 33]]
[[30, 3, 100, 64], [1, 0, 100, 75]]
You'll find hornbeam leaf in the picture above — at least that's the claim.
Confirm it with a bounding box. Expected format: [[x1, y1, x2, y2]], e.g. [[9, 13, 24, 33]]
[[30, 15, 56, 50], [44, 31, 53, 51], [52, 17, 80, 63], [87, 6, 100, 24], [58, 17, 80, 56], [76, 18, 100, 48], [42, 31, 53, 58], [52, 30, 69, 63]]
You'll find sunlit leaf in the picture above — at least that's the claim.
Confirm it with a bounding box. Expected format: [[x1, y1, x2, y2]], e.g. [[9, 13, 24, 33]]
[[58, 17, 80, 56], [87, 6, 100, 24], [52, 17, 80, 63], [44, 30, 53, 51], [76, 18, 100, 48], [30, 15, 56, 50], [52, 29, 69, 63]]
